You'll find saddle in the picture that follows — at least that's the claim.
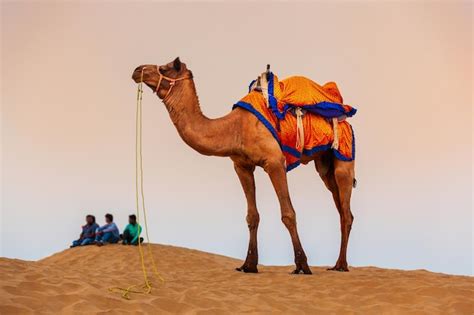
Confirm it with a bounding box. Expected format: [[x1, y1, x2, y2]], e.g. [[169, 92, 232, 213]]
[[233, 67, 357, 171]]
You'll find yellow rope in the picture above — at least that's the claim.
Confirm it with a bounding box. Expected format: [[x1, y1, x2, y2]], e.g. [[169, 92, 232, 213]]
[[137, 76, 165, 284], [108, 71, 164, 300]]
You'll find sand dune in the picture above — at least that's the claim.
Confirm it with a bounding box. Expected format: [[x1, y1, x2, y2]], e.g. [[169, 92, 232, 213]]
[[1, 244, 473, 314]]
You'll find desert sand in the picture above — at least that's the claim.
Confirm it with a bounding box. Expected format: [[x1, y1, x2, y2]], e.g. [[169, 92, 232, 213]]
[[1, 244, 472, 314]]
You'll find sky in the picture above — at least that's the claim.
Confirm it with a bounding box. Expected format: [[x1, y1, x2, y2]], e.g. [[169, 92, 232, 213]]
[[1, 1, 472, 276]]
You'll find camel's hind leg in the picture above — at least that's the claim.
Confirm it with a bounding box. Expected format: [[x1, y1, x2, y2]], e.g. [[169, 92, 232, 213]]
[[233, 162, 260, 273], [316, 157, 355, 272]]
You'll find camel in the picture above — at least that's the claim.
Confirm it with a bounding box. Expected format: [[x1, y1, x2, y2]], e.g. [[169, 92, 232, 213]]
[[131, 57, 355, 274]]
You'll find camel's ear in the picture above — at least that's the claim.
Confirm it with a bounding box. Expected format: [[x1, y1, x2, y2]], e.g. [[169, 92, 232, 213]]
[[173, 57, 182, 72]]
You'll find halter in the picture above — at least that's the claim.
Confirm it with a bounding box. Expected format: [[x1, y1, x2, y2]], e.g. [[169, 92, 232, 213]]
[[153, 65, 192, 100]]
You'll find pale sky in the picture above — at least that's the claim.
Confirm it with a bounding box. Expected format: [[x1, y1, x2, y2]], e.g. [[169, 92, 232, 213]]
[[1, 1, 472, 275]]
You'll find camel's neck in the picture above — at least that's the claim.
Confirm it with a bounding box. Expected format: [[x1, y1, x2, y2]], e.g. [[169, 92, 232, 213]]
[[162, 79, 238, 157]]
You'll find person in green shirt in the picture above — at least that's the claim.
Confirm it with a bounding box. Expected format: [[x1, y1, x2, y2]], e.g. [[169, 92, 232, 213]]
[[121, 214, 143, 245]]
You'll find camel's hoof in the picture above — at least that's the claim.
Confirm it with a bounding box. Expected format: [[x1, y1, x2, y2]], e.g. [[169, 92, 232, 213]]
[[235, 265, 258, 273], [291, 268, 312, 275], [327, 266, 349, 272], [294, 261, 312, 275]]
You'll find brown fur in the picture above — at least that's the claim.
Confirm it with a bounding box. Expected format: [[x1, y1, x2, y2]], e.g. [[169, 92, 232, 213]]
[[132, 58, 356, 274]]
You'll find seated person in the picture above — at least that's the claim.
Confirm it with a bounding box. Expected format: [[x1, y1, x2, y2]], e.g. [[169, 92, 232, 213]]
[[95, 213, 120, 246], [71, 215, 99, 247], [121, 214, 143, 245]]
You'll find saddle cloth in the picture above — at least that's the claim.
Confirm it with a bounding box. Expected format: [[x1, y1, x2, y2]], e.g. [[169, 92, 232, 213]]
[[233, 73, 356, 171]]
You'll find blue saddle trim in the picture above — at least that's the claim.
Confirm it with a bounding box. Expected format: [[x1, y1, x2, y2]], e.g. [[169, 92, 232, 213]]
[[287, 161, 301, 172], [233, 101, 280, 146], [303, 143, 332, 156]]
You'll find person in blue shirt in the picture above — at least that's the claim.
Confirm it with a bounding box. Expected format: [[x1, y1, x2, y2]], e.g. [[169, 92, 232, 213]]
[[71, 215, 99, 247], [95, 213, 120, 246]]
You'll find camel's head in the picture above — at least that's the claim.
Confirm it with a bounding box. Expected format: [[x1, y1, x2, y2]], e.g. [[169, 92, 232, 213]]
[[132, 57, 191, 99]]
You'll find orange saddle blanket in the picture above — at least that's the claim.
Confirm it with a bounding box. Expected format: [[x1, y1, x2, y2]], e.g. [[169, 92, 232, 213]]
[[233, 73, 356, 171]]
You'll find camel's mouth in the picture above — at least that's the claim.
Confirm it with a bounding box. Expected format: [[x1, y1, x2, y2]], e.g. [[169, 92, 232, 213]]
[[132, 66, 144, 83], [132, 65, 156, 83]]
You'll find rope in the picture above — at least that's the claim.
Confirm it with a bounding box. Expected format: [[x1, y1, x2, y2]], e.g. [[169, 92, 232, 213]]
[[108, 70, 164, 300], [295, 108, 305, 151], [259, 72, 270, 108], [331, 117, 339, 150]]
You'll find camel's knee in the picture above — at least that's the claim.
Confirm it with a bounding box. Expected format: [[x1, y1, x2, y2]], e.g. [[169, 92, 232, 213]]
[[341, 211, 354, 231], [281, 211, 296, 229], [246, 212, 260, 230], [346, 215, 354, 230]]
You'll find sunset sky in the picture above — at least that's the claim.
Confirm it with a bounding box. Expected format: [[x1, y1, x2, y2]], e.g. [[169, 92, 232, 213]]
[[1, 2, 472, 275]]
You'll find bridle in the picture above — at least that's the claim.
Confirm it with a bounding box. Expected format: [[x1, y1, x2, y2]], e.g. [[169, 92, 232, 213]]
[[139, 65, 192, 100], [151, 65, 192, 100]]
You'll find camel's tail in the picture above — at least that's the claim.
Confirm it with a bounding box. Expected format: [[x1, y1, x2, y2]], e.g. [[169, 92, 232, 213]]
[[353, 178, 357, 188]]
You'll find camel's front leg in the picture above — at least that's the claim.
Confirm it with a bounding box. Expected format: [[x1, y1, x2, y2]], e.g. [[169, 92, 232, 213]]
[[265, 159, 312, 275], [234, 163, 259, 273]]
